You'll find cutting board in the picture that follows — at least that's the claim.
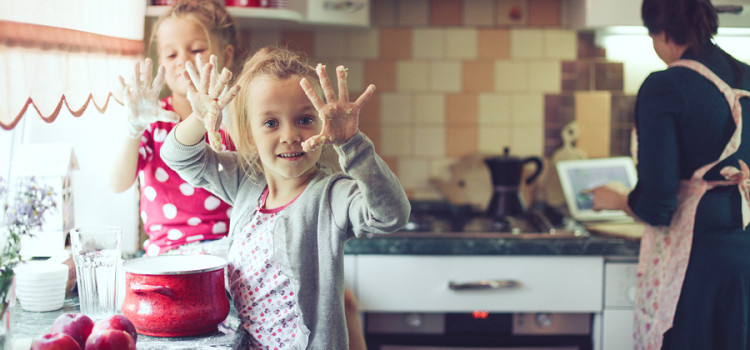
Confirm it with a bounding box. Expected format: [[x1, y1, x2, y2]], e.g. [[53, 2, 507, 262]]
[[585, 222, 644, 241]]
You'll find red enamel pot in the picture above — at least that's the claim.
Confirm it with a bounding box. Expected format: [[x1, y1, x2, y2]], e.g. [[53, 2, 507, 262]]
[[121, 255, 229, 337]]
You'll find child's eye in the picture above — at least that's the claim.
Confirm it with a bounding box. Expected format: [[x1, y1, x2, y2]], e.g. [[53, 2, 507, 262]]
[[263, 120, 278, 128], [192, 49, 205, 54], [299, 116, 316, 125]]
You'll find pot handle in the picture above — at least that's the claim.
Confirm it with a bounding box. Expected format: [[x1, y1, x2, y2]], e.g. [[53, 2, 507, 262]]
[[522, 156, 544, 185], [130, 283, 176, 298]]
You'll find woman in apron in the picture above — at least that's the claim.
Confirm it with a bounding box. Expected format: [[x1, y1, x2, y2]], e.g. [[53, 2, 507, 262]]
[[590, 0, 750, 348]]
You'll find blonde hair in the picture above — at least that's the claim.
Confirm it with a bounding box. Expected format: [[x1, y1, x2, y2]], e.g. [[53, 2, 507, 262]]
[[149, 0, 239, 71], [231, 46, 338, 178]]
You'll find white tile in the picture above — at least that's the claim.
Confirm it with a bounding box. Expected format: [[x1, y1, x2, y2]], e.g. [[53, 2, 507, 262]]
[[430, 61, 462, 92], [478, 93, 511, 125], [478, 126, 512, 154], [510, 93, 544, 127], [445, 29, 478, 59], [494, 61, 528, 91], [396, 61, 429, 91], [528, 61, 561, 93], [398, 0, 429, 26], [314, 31, 346, 58], [249, 31, 280, 51], [414, 94, 446, 125], [543, 29, 577, 60], [414, 127, 446, 157], [346, 30, 379, 59], [380, 93, 413, 125], [380, 127, 413, 157], [397, 157, 431, 188], [510, 126, 544, 156], [413, 29, 445, 59], [511, 29, 543, 59], [463, 0, 495, 26]]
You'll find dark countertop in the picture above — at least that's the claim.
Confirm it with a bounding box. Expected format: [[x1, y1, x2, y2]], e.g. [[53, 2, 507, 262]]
[[344, 231, 641, 257], [9, 297, 247, 350]]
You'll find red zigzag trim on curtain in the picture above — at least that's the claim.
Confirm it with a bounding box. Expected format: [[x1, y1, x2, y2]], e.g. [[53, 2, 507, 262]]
[[1, 94, 124, 131]]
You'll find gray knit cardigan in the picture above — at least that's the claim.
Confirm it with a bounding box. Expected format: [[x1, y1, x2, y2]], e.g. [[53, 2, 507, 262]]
[[161, 130, 410, 349]]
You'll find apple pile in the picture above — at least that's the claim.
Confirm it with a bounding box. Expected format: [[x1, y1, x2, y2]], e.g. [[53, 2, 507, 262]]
[[31, 313, 137, 350]]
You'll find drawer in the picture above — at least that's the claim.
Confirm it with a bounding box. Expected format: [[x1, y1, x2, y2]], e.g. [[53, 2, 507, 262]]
[[356, 255, 603, 313], [604, 262, 637, 308]]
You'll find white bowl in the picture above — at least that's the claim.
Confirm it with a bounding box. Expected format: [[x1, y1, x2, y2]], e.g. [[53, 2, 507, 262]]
[[15, 286, 65, 298], [15, 275, 67, 289], [18, 297, 64, 312], [14, 261, 68, 279]]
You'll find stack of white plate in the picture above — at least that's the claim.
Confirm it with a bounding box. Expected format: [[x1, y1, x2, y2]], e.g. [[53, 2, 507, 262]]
[[14, 262, 68, 312]]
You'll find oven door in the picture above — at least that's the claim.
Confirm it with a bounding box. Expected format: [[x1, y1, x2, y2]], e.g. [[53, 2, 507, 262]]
[[365, 312, 592, 350]]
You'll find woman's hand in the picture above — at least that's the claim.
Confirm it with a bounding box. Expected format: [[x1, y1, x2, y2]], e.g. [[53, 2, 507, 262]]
[[183, 54, 241, 151], [589, 182, 631, 212], [119, 58, 180, 139], [299, 64, 376, 152]]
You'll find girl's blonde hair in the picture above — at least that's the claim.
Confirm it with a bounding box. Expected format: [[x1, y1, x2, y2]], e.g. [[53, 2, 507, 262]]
[[149, 0, 239, 71], [231, 46, 338, 178]]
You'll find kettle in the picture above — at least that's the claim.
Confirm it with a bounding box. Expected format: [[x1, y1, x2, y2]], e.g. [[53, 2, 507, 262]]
[[484, 147, 543, 219]]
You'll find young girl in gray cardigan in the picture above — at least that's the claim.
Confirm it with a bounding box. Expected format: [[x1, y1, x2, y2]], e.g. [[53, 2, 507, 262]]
[[160, 47, 410, 349]]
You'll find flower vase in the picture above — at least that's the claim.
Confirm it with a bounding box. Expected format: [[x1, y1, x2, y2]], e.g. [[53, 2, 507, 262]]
[[0, 274, 15, 349]]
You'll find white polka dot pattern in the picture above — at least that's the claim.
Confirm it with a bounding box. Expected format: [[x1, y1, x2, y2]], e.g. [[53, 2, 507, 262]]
[[167, 229, 183, 240], [162, 203, 177, 219], [143, 187, 157, 201], [155, 167, 169, 182], [205, 196, 221, 211], [179, 183, 195, 196], [187, 217, 202, 226]]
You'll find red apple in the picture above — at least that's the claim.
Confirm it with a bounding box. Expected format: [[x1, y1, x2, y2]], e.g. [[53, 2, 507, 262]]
[[91, 315, 137, 343], [31, 332, 81, 350], [84, 330, 135, 350], [50, 313, 94, 349]]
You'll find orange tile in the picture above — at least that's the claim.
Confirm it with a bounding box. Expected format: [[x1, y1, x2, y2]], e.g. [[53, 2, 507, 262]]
[[364, 60, 396, 92], [529, 0, 560, 27], [445, 127, 479, 157], [462, 60, 494, 92], [359, 122, 382, 153], [445, 93, 479, 126], [478, 29, 510, 59], [280, 30, 314, 57], [430, 0, 462, 26], [379, 28, 412, 59], [382, 156, 399, 174]]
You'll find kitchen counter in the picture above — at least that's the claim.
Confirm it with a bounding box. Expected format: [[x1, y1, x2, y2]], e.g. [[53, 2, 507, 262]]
[[344, 231, 640, 257], [8, 297, 247, 350]]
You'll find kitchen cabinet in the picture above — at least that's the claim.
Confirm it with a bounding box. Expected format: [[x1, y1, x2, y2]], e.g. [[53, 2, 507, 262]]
[[601, 261, 637, 350], [354, 255, 604, 313], [146, 0, 369, 28]]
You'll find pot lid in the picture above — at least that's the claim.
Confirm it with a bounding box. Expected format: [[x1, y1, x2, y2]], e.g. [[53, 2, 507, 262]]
[[123, 255, 227, 275]]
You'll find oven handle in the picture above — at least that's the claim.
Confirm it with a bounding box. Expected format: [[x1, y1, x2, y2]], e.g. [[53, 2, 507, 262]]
[[448, 279, 522, 291]]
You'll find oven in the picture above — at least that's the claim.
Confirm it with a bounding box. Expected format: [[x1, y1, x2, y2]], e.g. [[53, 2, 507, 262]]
[[365, 312, 592, 350]]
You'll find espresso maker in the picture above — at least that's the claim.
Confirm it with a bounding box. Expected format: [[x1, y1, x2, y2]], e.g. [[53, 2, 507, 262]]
[[484, 147, 544, 230]]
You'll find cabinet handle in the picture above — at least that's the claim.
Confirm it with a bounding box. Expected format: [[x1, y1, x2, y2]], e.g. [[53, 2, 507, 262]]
[[448, 279, 521, 291], [323, 1, 366, 12]]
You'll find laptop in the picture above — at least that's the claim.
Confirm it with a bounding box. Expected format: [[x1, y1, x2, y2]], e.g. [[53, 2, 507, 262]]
[[556, 157, 638, 223]]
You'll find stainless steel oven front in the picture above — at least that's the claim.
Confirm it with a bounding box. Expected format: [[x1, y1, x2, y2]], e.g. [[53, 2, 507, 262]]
[[365, 312, 592, 350]]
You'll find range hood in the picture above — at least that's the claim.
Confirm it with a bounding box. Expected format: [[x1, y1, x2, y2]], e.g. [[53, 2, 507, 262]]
[[568, 0, 750, 30]]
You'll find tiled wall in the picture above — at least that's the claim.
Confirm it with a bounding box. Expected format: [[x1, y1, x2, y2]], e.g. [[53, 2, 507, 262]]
[[238, 0, 632, 201]]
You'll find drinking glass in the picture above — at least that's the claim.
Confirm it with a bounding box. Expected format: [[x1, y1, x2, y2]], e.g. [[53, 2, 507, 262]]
[[70, 226, 121, 320]]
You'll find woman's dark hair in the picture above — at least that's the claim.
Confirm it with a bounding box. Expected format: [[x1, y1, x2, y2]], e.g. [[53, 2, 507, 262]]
[[642, 0, 745, 82], [641, 0, 718, 51]]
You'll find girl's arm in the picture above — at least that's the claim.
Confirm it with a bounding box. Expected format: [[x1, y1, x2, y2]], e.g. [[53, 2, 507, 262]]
[[109, 58, 180, 193]]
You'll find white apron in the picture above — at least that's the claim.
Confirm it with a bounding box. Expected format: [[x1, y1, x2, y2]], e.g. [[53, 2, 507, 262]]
[[633, 59, 750, 349]]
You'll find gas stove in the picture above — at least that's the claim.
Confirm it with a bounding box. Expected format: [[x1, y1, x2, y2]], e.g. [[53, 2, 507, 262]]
[[402, 200, 587, 238]]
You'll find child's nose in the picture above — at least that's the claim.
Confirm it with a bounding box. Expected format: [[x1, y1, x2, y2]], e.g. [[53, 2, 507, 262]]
[[281, 126, 301, 144]]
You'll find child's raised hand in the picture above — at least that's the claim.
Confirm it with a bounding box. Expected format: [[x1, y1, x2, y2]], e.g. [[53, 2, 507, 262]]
[[119, 58, 180, 139], [300, 64, 376, 152], [183, 54, 241, 151]]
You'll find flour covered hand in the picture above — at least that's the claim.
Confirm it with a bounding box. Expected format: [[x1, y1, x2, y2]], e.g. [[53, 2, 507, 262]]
[[119, 58, 180, 139], [299, 64, 376, 152], [183, 54, 241, 151]]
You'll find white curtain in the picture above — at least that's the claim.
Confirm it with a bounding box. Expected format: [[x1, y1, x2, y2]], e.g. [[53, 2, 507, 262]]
[[0, 0, 147, 130]]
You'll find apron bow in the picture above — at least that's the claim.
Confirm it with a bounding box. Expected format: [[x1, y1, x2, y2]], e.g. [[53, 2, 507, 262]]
[[720, 160, 750, 228]]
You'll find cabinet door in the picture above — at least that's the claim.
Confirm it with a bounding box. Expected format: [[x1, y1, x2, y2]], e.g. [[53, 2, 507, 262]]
[[356, 255, 603, 313], [602, 309, 635, 350]]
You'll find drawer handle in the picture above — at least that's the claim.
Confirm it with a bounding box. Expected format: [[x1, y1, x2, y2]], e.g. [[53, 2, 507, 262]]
[[323, 1, 366, 12], [448, 280, 521, 291]]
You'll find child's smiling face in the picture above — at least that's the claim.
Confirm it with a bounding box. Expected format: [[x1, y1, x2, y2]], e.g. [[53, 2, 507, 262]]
[[156, 17, 217, 97], [247, 75, 323, 184]]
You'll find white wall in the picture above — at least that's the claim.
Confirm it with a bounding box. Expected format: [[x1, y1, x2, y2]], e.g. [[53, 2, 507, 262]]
[[15, 105, 141, 254]]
